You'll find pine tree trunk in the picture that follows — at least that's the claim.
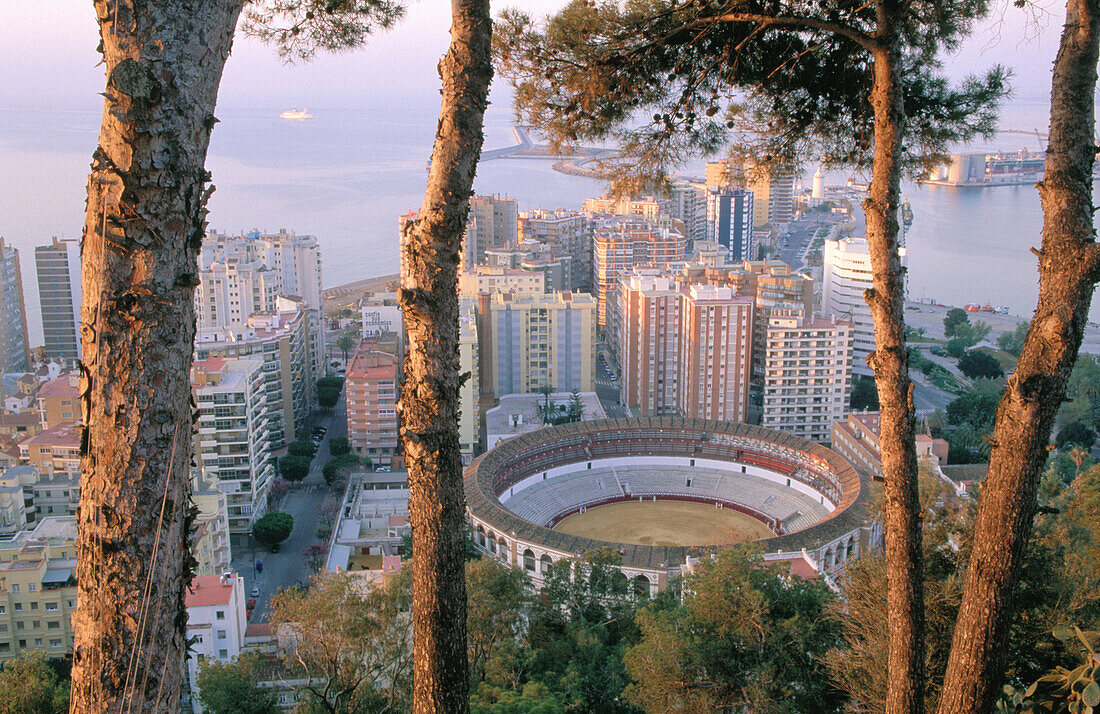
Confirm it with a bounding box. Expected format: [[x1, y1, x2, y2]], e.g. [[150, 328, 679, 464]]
[[398, 2, 492, 712], [864, 4, 925, 713], [937, 1, 1100, 711], [72, 1, 242, 711]]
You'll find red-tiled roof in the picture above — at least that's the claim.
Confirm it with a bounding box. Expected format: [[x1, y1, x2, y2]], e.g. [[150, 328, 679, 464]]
[[186, 573, 237, 607], [22, 422, 80, 448], [36, 376, 78, 400]]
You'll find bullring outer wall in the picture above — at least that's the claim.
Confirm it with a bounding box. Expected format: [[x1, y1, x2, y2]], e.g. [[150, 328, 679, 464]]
[[464, 417, 876, 591]]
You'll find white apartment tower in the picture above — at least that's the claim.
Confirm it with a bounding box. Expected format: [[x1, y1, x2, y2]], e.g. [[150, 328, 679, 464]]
[[762, 312, 853, 442], [191, 357, 274, 534], [822, 237, 906, 377], [35, 237, 82, 362], [198, 230, 325, 380]]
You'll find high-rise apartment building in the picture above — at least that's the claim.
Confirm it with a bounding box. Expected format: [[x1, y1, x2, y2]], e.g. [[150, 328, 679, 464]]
[[459, 298, 480, 460], [592, 217, 687, 328], [678, 284, 754, 422], [0, 239, 30, 375], [194, 302, 315, 446], [518, 209, 592, 291], [668, 179, 708, 245], [345, 344, 399, 464], [706, 187, 755, 262], [480, 291, 595, 397], [191, 357, 274, 534], [705, 160, 739, 188], [762, 312, 853, 442], [463, 195, 519, 267], [620, 272, 681, 416], [199, 230, 324, 381], [744, 161, 796, 227], [34, 238, 81, 362], [618, 271, 754, 422], [822, 237, 906, 376]]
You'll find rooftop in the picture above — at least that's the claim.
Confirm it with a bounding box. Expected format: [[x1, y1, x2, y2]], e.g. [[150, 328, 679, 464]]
[[186, 573, 239, 608], [22, 422, 81, 449]]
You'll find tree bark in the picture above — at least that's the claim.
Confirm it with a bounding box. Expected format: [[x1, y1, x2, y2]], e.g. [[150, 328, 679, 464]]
[[863, 4, 925, 714], [397, 2, 492, 713], [937, 1, 1100, 711], [72, 1, 242, 711]]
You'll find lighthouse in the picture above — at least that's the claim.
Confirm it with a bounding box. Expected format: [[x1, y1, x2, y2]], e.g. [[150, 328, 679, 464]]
[[812, 165, 825, 199]]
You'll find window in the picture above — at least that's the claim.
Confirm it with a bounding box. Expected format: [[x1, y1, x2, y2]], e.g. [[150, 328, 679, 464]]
[[14, 603, 22, 612], [30, 602, 38, 611], [216, 630, 227, 640], [49, 639, 62, 648], [45, 603, 57, 612], [215, 610, 225, 621], [218, 649, 228, 659], [10, 584, 18, 594], [34, 638, 42, 647], [47, 621, 60, 630]]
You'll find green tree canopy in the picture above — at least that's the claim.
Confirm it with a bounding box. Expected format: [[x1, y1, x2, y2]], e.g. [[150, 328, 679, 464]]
[[494, 0, 1005, 189], [946, 337, 969, 359], [944, 308, 970, 337], [252, 511, 294, 548], [269, 571, 412, 713], [850, 375, 880, 412], [322, 453, 361, 487], [196, 652, 279, 714], [328, 436, 350, 456], [958, 350, 1004, 380], [1056, 421, 1096, 451], [279, 454, 311, 482], [623, 548, 842, 712], [467, 557, 530, 684], [286, 440, 317, 458], [997, 323, 1030, 357], [0, 654, 70, 714]]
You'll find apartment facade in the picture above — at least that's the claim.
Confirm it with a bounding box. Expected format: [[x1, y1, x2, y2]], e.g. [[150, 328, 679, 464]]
[[464, 195, 519, 268], [34, 237, 82, 362], [195, 303, 315, 447], [482, 291, 596, 398], [0, 238, 30, 375], [706, 187, 755, 262], [346, 344, 399, 464], [18, 423, 80, 518], [518, 209, 592, 291], [192, 357, 274, 534], [459, 299, 480, 460], [0, 517, 78, 662], [199, 230, 324, 381], [677, 284, 754, 422], [185, 573, 248, 712], [762, 313, 853, 442], [35, 374, 79, 430], [619, 272, 681, 416], [458, 266, 546, 297], [822, 237, 906, 376], [592, 217, 687, 328]]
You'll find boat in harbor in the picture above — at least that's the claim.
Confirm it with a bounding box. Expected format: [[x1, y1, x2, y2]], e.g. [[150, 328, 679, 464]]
[[279, 108, 314, 121]]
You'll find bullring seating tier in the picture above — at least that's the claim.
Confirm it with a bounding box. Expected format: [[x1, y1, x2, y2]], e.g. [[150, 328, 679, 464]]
[[500, 465, 829, 535]]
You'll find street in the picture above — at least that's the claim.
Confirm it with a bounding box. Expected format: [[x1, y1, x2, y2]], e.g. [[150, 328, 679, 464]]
[[232, 388, 348, 621]]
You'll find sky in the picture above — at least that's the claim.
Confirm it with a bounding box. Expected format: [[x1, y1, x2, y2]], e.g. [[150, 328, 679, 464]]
[[0, 0, 1076, 124]]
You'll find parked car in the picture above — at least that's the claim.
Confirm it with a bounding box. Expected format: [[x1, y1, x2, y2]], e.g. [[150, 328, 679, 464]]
[[251, 587, 260, 597]]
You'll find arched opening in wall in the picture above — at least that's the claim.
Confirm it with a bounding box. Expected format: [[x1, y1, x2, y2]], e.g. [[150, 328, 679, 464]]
[[540, 553, 553, 573], [476, 525, 485, 547], [825, 547, 835, 568], [633, 574, 651, 597], [498, 539, 509, 562], [487, 533, 497, 554], [523, 549, 536, 572]]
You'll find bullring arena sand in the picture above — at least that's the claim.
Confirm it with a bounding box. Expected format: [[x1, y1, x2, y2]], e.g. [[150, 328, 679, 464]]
[[551, 500, 775, 546]]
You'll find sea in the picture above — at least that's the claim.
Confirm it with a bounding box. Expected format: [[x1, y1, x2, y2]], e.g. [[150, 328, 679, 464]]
[[2, 101, 1099, 347]]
